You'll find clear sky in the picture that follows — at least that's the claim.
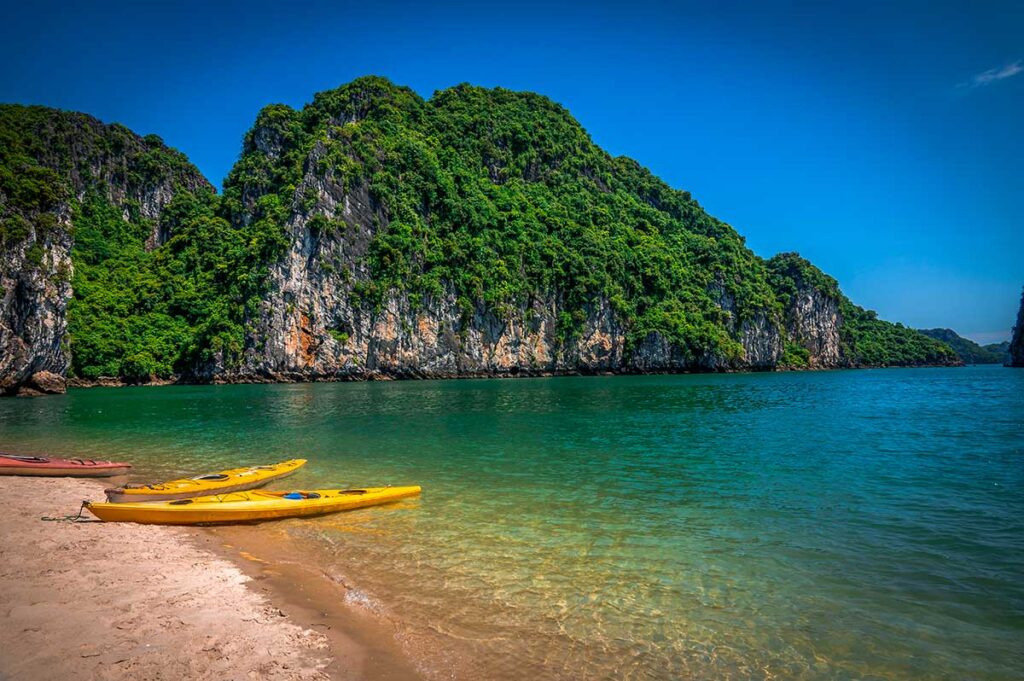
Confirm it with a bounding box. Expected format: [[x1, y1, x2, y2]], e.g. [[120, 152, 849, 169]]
[[2, 0, 1020, 342]]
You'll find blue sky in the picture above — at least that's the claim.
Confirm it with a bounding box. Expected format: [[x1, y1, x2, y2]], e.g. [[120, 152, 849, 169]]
[[2, 1, 1021, 342]]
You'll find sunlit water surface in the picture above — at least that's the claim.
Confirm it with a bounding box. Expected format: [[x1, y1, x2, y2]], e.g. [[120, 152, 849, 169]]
[[2, 367, 1022, 679]]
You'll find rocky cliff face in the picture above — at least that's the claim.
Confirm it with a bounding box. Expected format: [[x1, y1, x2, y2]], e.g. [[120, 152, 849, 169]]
[[183, 79, 956, 381], [0, 106, 211, 394], [1, 81, 961, 394], [0, 206, 73, 395], [1010, 290, 1024, 367], [785, 287, 843, 367], [766, 253, 845, 368], [228, 174, 634, 380], [221, 90, 783, 380]]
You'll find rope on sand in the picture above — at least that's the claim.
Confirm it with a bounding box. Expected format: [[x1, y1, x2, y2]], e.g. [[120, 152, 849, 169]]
[[41, 501, 97, 522]]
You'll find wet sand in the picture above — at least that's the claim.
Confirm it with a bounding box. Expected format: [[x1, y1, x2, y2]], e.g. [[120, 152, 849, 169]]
[[0, 477, 338, 680], [203, 525, 425, 681]]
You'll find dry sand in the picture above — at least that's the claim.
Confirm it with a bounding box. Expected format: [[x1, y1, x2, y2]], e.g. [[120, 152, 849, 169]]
[[0, 476, 331, 680]]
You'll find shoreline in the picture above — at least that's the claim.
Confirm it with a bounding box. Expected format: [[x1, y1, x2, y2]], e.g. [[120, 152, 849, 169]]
[[205, 522, 487, 681], [0, 476, 421, 680], [202, 524, 427, 681], [60, 359, 966, 392]]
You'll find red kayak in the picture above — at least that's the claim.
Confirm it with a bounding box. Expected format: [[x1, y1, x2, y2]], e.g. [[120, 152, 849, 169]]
[[0, 453, 132, 477]]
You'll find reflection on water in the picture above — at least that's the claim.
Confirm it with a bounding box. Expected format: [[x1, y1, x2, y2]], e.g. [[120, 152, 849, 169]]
[[2, 368, 1022, 679]]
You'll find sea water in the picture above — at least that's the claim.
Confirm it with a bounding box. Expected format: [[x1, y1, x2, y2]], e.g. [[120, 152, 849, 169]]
[[2, 366, 1021, 679]]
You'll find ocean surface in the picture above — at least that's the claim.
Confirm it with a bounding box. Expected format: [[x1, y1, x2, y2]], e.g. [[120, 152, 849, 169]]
[[2, 366, 1022, 680]]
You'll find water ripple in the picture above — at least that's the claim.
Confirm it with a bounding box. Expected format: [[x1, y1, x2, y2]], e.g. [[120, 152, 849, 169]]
[[1, 367, 1022, 679]]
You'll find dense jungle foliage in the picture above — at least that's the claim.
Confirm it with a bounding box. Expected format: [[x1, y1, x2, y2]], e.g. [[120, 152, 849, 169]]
[[0, 104, 280, 379], [227, 77, 954, 366], [0, 81, 959, 377], [66, 190, 285, 379]]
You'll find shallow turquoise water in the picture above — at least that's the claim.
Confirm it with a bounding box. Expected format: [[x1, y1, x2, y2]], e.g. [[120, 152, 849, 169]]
[[2, 366, 1022, 679]]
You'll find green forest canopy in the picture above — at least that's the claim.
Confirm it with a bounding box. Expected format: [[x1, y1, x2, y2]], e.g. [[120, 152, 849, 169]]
[[0, 81, 957, 379]]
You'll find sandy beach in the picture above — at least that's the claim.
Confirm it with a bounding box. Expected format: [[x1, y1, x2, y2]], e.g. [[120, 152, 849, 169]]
[[0, 476, 333, 680]]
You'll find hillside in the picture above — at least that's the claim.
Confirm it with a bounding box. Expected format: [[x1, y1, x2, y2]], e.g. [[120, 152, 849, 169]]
[[0, 105, 212, 394], [918, 328, 1007, 364], [0, 78, 959, 394], [983, 341, 1010, 364], [218, 78, 955, 380]]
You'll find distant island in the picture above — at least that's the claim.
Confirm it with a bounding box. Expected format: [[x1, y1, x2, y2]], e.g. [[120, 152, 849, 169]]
[[1, 77, 963, 395], [917, 329, 1010, 364]]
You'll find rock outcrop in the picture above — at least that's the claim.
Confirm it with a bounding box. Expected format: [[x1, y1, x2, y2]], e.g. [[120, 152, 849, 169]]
[[218, 81, 817, 381], [766, 253, 844, 368], [1010, 289, 1024, 367], [0, 81, 962, 394], [0, 206, 73, 395], [0, 105, 211, 395], [226, 171, 632, 380]]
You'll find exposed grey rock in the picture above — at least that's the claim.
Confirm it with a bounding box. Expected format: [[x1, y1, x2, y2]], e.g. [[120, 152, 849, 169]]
[[2, 102, 955, 395], [0, 212, 73, 395], [219, 145, 810, 381], [784, 286, 843, 367]]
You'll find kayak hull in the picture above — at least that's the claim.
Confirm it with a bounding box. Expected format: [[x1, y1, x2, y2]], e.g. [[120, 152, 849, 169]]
[[0, 454, 131, 478], [104, 459, 307, 502], [86, 486, 422, 525], [0, 465, 132, 477]]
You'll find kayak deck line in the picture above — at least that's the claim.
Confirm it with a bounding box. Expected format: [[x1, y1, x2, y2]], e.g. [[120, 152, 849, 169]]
[[130, 465, 292, 490], [104, 459, 307, 502], [0, 453, 50, 463], [174, 489, 375, 506]]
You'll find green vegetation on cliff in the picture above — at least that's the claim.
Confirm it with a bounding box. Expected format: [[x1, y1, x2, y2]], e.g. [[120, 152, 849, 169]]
[[0, 105, 263, 380], [225, 77, 779, 362], [66, 190, 285, 379], [2, 80, 959, 381], [0, 105, 198, 245], [841, 310, 956, 366]]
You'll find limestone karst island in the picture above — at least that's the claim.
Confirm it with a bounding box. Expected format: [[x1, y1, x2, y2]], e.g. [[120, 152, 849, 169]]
[[1, 2, 1022, 680]]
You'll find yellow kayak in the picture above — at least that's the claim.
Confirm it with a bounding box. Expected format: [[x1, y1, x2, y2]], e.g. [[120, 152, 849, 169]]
[[103, 459, 307, 503], [85, 486, 422, 525]]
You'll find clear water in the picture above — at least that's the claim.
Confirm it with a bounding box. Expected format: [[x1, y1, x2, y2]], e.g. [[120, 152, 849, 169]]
[[2, 366, 1022, 679]]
